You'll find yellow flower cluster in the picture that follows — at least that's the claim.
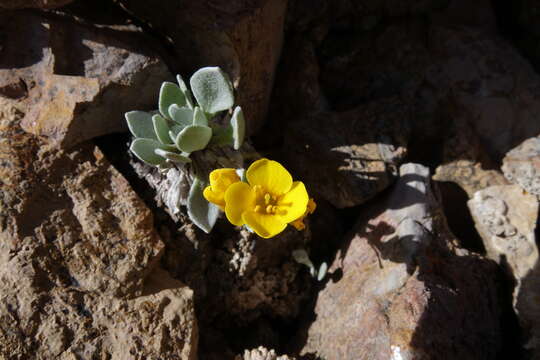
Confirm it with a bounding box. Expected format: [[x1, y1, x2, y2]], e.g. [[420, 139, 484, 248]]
[[203, 158, 315, 238]]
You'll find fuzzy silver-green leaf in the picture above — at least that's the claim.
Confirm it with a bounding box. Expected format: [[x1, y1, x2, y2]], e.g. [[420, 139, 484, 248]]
[[177, 74, 195, 109], [190, 67, 234, 114], [130, 138, 167, 166], [317, 262, 328, 281], [187, 177, 219, 233], [231, 106, 245, 150], [125, 111, 157, 140], [193, 106, 208, 126], [169, 104, 193, 127], [159, 82, 186, 119], [174, 125, 212, 153], [154, 148, 191, 163], [152, 114, 173, 144]]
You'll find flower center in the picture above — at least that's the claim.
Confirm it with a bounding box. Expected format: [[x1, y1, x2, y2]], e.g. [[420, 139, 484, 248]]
[[252, 186, 282, 215]]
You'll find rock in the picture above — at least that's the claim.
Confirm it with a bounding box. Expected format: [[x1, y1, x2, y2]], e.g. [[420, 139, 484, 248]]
[[283, 97, 410, 208], [0, 0, 72, 9], [468, 184, 539, 353], [118, 0, 287, 135], [0, 101, 197, 358], [468, 185, 538, 280], [434, 160, 509, 197], [318, 6, 540, 161], [433, 117, 508, 197], [300, 163, 503, 359], [0, 11, 170, 148], [502, 136, 540, 197], [235, 346, 295, 360]]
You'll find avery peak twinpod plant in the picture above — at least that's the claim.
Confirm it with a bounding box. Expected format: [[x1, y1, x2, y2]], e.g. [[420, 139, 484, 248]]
[[125, 67, 246, 233]]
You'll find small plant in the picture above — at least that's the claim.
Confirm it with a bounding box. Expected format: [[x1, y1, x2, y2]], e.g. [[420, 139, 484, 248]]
[[203, 158, 316, 239], [125, 67, 245, 233], [292, 249, 328, 281]]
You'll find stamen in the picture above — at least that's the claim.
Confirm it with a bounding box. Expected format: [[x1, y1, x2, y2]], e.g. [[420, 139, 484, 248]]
[[254, 205, 261, 213], [264, 193, 271, 205], [266, 205, 273, 213]]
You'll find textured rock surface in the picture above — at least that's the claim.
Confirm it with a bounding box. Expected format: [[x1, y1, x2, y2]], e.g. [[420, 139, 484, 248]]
[[433, 118, 509, 197], [235, 346, 294, 360], [468, 185, 538, 280], [0, 99, 197, 358], [0, 11, 170, 148], [283, 98, 409, 208], [300, 163, 502, 359], [502, 136, 540, 197], [468, 184, 539, 354], [119, 0, 287, 135]]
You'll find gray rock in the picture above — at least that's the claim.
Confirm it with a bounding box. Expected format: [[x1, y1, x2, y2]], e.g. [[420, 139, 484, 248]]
[[300, 163, 502, 359], [502, 136, 540, 197]]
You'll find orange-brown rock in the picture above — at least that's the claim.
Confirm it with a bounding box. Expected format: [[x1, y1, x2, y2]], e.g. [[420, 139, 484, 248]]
[[0, 11, 170, 148]]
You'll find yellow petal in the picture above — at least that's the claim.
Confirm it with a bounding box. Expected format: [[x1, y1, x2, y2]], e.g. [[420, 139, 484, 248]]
[[246, 158, 292, 195], [209, 168, 240, 193], [242, 211, 287, 238], [277, 181, 309, 223], [203, 186, 225, 208], [224, 182, 255, 226], [307, 198, 317, 214], [290, 218, 306, 231]]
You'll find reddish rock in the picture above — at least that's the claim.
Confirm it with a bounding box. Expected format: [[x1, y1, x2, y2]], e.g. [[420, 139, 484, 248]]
[[0, 97, 197, 358], [301, 164, 502, 359]]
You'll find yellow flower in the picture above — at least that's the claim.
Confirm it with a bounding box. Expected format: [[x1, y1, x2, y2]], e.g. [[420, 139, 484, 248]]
[[203, 168, 240, 209], [290, 198, 317, 231], [224, 158, 310, 238]]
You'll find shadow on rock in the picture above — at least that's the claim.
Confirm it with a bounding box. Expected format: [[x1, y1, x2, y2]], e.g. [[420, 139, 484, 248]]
[[294, 163, 507, 360]]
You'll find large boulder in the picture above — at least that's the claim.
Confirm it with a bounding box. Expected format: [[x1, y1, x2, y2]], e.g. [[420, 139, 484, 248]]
[[300, 164, 503, 359]]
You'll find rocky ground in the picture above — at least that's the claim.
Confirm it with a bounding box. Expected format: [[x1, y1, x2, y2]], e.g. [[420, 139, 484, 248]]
[[1, 0, 539, 359]]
